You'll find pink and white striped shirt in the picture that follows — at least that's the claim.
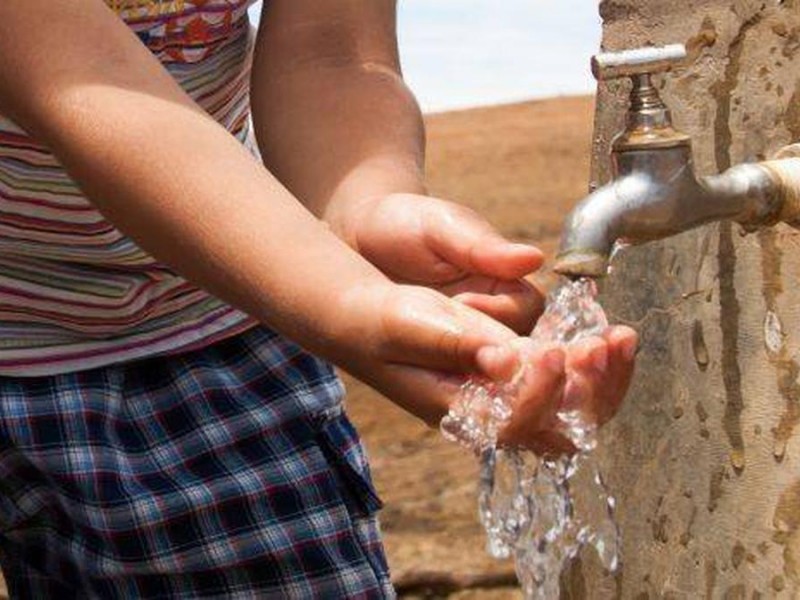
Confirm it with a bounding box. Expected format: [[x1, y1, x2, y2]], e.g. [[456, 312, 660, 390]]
[[0, 0, 262, 375]]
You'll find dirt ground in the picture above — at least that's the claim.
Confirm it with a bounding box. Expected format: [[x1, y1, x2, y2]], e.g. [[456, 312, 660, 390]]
[[345, 95, 596, 599], [0, 96, 593, 600]]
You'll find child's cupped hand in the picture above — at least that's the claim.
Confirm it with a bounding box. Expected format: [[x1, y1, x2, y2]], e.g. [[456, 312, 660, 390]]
[[336, 192, 546, 334], [335, 281, 636, 454], [333, 193, 637, 453], [478, 327, 638, 454]]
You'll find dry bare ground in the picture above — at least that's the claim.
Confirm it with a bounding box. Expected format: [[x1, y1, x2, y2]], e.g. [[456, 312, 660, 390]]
[[346, 95, 596, 599], [0, 95, 593, 599]]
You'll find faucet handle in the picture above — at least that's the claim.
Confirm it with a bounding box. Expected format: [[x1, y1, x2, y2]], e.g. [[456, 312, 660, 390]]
[[595, 44, 692, 152], [592, 44, 687, 81]]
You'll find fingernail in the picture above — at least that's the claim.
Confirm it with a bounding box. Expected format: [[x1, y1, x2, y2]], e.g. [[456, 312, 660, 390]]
[[621, 336, 638, 361], [544, 348, 565, 374], [477, 346, 501, 367], [590, 345, 608, 372]]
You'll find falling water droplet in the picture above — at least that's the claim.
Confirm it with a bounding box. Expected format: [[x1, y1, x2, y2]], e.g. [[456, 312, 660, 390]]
[[730, 448, 745, 472], [764, 310, 784, 354], [691, 320, 709, 371], [668, 252, 680, 276], [773, 437, 787, 462], [609, 241, 631, 268]]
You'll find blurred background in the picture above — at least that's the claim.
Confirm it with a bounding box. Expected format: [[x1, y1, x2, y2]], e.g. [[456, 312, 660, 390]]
[[250, 2, 603, 598], [248, 0, 601, 112]]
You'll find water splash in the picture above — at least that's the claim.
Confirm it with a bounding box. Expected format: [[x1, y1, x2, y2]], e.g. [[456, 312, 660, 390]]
[[606, 240, 631, 276], [441, 278, 620, 599], [764, 310, 784, 355]]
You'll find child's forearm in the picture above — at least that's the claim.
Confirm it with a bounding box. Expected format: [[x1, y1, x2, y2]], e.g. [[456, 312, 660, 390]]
[[36, 88, 392, 357], [0, 0, 391, 363], [250, 1, 427, 246]]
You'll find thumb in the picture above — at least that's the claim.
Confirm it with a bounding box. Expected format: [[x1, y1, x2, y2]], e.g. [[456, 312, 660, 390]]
[[423, 201, 544, 279]]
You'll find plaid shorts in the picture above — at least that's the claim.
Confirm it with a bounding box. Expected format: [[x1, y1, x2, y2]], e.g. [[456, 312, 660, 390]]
[[0, 325, 394, 599]]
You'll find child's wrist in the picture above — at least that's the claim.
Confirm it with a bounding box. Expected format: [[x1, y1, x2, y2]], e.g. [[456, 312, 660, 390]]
[[323, 179, 428, 250]]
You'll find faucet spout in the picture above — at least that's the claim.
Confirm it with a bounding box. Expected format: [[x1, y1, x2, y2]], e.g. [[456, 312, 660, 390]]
[[554, 172, 653, 278], [554, 148, 782, 278]]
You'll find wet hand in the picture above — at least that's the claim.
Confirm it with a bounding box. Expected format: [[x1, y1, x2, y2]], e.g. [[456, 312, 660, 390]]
[[482, 325, 638, 454], [341, 281, 636, 447], [336, 282, 523, 424], [341, 193, 545, 334]]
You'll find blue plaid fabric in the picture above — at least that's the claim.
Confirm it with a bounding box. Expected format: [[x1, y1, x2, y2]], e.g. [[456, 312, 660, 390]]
[[0, 325, 394, 599]]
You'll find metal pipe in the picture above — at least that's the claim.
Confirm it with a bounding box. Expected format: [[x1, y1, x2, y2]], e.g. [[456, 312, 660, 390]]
[[551, 43, 800, 279], [553, 156, 782, 278]]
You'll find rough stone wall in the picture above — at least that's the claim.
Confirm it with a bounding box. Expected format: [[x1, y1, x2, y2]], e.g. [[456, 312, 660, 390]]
[[566, 1, 800, 597]]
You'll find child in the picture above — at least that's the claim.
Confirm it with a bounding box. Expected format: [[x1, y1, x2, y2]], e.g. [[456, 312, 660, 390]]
[[0, 1, 636, 597]]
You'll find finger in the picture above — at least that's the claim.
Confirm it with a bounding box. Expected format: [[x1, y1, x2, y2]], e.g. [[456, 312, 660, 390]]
[[441, 276, 545, 334], [518, 338, 608, 456], [498, 344, 566, 447], [456, 287, 543, 335], [564, 328, 637, 426], [380, 287, 517, 375], [476, 337, 537, 382], [597, 325, 638, 423], [476, 345, 519, 382], [526, 431, 578, 457], [565, 336, 608, 377], [604, 325, 638, 361], [563, 335, 608, 422], [423, 203, 544, 279], [438, 274, 533, 297]]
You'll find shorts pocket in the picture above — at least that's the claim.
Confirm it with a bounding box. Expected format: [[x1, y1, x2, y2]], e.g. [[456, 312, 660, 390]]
[[309, 407, 393, 594], [310, 407, 383, 518]]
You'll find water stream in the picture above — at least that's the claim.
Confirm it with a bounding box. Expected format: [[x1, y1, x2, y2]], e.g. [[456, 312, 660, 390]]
[[441, 278, 619, 599]]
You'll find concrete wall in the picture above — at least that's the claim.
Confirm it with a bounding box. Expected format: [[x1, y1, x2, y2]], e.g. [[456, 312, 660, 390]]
[[567, 1, 800, 597]]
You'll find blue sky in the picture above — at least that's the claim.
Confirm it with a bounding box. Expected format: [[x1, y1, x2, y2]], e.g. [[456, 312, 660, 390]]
[[248, 1, 602, 113]]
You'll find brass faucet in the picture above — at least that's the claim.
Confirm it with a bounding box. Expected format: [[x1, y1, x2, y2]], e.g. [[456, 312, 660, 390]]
[[553, 44, 800, 279]]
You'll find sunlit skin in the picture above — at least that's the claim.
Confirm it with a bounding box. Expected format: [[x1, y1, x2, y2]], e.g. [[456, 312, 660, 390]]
[[481, 330, 637, 453], [340, 191, 638, 448], [0, 0, 637, 452]]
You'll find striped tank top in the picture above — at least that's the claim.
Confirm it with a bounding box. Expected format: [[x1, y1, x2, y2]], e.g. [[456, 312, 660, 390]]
[[0, 0, 261, 375]]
